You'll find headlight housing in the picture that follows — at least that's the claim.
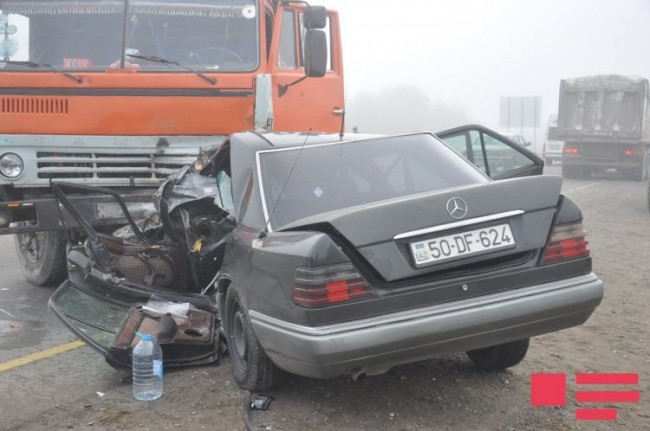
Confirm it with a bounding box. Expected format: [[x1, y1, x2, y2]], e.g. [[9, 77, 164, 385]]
[[0, 153, 24, 178]]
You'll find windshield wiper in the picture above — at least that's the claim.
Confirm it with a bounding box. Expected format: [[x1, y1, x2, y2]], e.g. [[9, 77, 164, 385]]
[[0, 60, 83, 83], [127, 54, 216, 85]]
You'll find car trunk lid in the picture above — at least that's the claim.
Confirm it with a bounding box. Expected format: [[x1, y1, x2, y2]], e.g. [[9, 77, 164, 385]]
[[281, 175, 562, 282]]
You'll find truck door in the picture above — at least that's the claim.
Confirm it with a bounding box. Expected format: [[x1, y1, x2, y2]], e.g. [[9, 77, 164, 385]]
[[268, 5, 344, 133]]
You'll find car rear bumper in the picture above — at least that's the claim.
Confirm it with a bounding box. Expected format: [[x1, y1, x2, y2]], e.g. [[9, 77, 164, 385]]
[[249, 273, 603, 379]]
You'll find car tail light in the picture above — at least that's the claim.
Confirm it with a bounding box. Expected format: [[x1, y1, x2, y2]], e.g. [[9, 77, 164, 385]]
[[563, 147, 579, 155], [292, 263, 374, 308], [542, 222, 590, 263], [624, 149, 641, 157]]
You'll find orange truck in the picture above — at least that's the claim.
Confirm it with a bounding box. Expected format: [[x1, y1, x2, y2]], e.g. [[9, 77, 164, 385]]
[[0, 0, 344, 285]]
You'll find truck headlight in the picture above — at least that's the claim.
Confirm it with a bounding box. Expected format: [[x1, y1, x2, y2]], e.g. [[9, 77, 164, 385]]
[[0, 153, 24, 178]]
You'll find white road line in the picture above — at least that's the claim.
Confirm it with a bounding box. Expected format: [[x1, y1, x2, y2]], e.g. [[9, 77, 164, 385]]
[[0, 307, 17, 319], [564, 181, 602, 195]]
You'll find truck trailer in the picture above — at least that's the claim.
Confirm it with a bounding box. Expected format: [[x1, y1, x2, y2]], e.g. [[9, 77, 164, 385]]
[[556, 74, 650, 180]]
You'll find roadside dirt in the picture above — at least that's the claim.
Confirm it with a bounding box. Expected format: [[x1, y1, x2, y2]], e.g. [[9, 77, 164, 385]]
[[8, 175, 650, 431]]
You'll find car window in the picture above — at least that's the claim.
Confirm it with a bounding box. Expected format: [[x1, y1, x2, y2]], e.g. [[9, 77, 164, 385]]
[[209, 145, 235, 214], [438, 126, 540, 179], [216, 171, 235, 214], [258, 134, 488, 228], [482, 134, 535, 176]]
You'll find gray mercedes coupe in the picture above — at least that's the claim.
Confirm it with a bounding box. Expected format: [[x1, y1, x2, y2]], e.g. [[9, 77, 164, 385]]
[[50, 127, 604, 391]]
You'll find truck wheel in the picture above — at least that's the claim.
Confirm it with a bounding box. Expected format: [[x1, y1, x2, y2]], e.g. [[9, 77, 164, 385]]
[[562, 165, 584, 179], [224, 287, 281, 391], [631, 158, 648, 181], [466, 338, 530, 370], [15, 230, 67, 286]]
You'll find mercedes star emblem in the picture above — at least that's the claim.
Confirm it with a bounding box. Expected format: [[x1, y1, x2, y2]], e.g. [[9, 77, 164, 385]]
[[446, 197, 468, 219]]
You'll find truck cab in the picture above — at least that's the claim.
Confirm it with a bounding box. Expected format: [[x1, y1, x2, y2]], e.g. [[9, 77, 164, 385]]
[[0, 0, 344, 285]]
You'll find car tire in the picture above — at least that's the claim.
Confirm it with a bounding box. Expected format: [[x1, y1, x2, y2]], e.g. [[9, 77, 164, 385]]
[[224, 287, 281, 391], [15, 230, 67, 286], [466, 338, 530, 370]]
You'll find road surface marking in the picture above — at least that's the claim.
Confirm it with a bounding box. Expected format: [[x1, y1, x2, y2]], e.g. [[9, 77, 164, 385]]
[[0, 340, 85, 373], [564, 181, 601, 195], [0, 307, 17, 319]]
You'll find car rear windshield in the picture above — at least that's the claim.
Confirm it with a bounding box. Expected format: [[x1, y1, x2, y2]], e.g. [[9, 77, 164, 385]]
[[258, 133, 489, 229]]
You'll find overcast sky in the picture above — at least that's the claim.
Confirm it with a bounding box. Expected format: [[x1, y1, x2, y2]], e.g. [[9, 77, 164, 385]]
[[317, 0, 650, 139]]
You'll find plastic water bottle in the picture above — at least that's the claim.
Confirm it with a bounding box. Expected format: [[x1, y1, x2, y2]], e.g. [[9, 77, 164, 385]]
[[132, 333, 163, 401]]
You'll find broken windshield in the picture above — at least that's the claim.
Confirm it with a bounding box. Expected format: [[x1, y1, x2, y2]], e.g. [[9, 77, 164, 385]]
[[0, 0, 259, 71]]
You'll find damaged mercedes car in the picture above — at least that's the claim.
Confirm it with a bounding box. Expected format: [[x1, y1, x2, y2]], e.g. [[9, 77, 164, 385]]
[[49, 129, 604, 391]]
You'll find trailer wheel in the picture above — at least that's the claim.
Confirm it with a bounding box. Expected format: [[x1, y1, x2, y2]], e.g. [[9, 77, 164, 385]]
[[626, 151, 649, 181], [562, 165, 587, 179], [15, 230, 67, 286]]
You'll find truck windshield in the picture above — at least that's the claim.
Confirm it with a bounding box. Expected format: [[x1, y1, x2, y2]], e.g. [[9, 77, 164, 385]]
[[0, 0, 259, 72]]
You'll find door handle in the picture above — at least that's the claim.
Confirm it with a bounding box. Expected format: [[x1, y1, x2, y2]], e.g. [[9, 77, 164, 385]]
[[332, 108, 345, 116]]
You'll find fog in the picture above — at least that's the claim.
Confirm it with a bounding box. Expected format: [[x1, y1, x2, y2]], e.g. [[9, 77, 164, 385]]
[[318, 0, 650, 144]]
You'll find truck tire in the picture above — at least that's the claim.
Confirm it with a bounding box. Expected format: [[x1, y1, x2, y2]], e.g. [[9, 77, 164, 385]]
[[562, 165, 587, 179], [15, 230, 67, 286], [561, 164, 574, 178], [624, 150, 649, 181]]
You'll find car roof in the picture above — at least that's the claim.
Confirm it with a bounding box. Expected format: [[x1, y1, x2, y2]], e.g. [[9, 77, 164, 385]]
[[229, 131, 407, 152]]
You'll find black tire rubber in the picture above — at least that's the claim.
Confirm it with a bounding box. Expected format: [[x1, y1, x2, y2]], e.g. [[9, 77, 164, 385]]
[[466, 338, 530, 370], [630, 159, 648, 182], [224, 287, 281, 391], [561, 164, 576, 178], [14, 230, 67, 286]]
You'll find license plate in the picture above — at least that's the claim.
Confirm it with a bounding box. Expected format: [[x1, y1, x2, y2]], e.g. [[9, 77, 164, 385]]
[[410, 223, 515, 266]]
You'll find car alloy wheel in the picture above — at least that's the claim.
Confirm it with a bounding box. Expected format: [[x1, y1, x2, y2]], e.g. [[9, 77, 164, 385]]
[[231, 306, 248, 373]]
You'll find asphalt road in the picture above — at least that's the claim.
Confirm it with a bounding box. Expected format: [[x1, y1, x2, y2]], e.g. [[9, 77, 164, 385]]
[[0, 164, 648, 430]]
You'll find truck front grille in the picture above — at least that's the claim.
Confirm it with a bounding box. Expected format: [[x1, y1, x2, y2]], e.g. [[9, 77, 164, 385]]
[[37, 151, 197, 181]]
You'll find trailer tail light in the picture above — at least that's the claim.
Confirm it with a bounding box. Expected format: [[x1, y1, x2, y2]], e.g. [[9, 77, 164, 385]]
[[563, 147, 579, 155], [542, 222, 590, 264], [624, 150, 641, 157], [293, 264, 374, 308]]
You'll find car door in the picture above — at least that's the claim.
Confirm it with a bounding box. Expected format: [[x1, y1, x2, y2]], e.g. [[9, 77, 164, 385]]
[[436, 125, 544, 179], [47, 170, 233, 369]]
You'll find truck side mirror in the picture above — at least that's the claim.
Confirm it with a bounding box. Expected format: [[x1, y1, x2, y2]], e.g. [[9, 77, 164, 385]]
[[304, 29, 327, 78], [305, 6, 327, 29]]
